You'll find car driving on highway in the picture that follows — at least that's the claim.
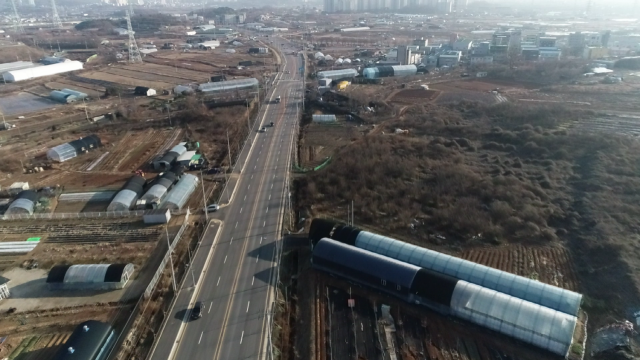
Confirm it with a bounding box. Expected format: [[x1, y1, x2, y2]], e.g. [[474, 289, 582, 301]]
[[191, 301, 203, 320], [206, 204, 219, 212]]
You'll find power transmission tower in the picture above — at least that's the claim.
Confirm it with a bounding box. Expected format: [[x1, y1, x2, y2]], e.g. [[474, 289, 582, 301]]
[[126, 11, 143, 63], [128, 0, 134, 16], [585, 0, 591, 14], [10, 0, 23, 33], [50, 0, 63, 28]]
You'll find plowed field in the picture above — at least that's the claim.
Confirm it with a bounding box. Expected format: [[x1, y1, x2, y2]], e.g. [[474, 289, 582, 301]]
[[460, 245, 579, 291]]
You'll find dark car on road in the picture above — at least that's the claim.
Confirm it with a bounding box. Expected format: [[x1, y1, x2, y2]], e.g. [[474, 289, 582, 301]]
[[191, 301, 204, 319]]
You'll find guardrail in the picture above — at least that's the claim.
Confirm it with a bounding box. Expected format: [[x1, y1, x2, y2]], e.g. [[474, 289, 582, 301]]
[[144, 211, 190, 298], [1, 209, 189, 221]]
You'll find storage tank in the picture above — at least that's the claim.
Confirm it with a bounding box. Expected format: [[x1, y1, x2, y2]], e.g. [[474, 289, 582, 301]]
[[363, 65, 418, 79]]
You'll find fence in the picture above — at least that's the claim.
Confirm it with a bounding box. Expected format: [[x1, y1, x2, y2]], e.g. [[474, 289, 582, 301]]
[[144, 211, 190, 298], [1, 209, 189, 221]]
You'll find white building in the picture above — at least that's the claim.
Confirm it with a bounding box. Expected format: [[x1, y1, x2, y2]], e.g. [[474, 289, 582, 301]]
[[470, 55, 493, 65], [438, 51, 461, 67]]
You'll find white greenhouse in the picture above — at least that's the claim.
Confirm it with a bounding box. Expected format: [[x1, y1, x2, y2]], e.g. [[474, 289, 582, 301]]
[[2, 61, 83, 82], [160, 174, 198, 210], [46, 263, 134, 290], [450, 281, 577, 356], [312, 114, 337, 122], [354, 230, 583, 316], [316, 69, 358, 81], [198, 78, 259, 94]]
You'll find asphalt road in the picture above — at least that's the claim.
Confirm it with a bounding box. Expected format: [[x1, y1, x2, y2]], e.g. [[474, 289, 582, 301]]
[[149, 38, 302, 360]]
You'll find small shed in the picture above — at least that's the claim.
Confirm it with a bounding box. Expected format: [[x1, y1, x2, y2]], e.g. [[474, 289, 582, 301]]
[[143, 209, 171, 224], [46, 263, 135, 290], [177, 151, 197, 166], [8, 182, 29, 195], [134, 86, 157, 97], [0, 276, 9, 300]]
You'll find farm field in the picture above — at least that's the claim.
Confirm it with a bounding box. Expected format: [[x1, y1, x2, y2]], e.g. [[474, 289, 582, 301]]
[[460, 245, 579, 291], [391, 89, 441, 104], [299, 120, 364, 168]]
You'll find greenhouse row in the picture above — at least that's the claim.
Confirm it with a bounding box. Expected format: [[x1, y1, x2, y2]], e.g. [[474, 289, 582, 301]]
[[309, 219, 583, 357]]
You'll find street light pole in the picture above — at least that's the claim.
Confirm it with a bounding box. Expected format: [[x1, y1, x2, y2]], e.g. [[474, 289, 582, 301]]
[[165, 225, 177, 292], [225, 130, 232, 203], [200, 169, 208, 221]]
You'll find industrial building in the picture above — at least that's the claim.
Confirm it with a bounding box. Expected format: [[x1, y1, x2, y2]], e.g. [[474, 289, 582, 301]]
[[309, 219, 583, 316], [2, 61, 83, 82], [160, 173, 198, 210], [107, 176, 146, 212], [198, 78, 259, 94], [47, 135, 102, 163], [153, 144, 187, 171], [46, 263, 134, 290], [5, 190, 38, 216], [51, 320, 116, 360], [312, 237, 578, 357]]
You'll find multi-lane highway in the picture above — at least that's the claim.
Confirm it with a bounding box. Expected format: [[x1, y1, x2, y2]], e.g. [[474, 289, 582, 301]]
[[149, 38, 302, 360]]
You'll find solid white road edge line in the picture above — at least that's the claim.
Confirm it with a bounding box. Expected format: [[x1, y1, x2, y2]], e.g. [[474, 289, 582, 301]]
[[166, 220, 224, 360]]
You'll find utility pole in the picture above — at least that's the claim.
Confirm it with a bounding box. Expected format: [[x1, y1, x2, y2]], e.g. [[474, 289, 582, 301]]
[[225, 130, 232, 202], [126, 11, 143, 63], [50, 0, 62, 29], [200, 169, 208, 221], [10, 0, 23, 33], [165, 225, 177, 292]]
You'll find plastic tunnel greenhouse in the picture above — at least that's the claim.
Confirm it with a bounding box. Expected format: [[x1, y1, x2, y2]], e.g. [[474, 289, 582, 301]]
[[47, 135, 101, 163], [107, 176, 146, 211], [354, 230, 583, 316], [316, 68, 359, 81], [46, 263, 134, 290], [160, 174, 198, 210], [198, 78, 259, 94], [141, 172, 178, 205], [5, 190, 38, 215]]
